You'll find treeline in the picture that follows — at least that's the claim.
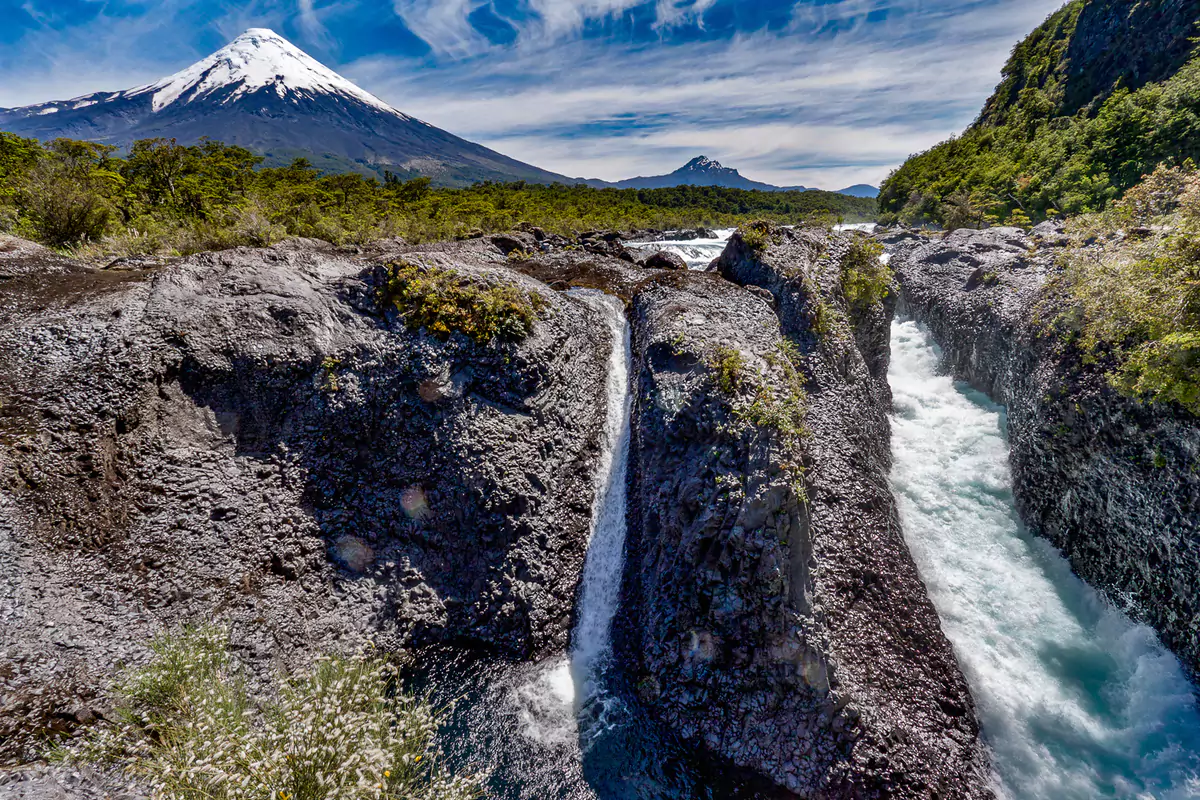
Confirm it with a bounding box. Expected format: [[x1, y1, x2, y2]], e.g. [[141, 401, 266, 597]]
[[879, 0, 1200, 228], [0, 132, 875, 259]]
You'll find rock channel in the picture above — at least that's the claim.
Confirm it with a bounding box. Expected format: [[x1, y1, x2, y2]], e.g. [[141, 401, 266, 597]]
[[889, 225, 1200, 679], [1, 228, 993, 798]]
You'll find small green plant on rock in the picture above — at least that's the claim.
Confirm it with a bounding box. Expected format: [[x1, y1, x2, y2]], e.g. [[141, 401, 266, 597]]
[[383, 261, 547, 344], [710, 342, 809, 443], [840, 239, 891, 310], [60, 626, 477, 800], [320, 356, 343, 392], [711, 346, 747, 395], [740, 221, 777, 253]]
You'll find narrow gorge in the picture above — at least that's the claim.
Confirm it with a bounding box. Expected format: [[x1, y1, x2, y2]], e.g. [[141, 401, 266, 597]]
[[3, 222, 1200, 799]]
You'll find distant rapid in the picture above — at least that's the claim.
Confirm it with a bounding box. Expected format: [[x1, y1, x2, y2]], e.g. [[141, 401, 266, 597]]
[[626, 230, 734, 269], [888, 319, 1200, 799]]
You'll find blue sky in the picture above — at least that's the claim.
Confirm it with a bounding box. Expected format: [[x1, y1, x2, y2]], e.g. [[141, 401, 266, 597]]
[[0, 0, 1065, 187]]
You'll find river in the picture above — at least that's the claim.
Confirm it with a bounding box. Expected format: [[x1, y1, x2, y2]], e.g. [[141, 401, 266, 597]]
[[889, 318, 1200, 799]]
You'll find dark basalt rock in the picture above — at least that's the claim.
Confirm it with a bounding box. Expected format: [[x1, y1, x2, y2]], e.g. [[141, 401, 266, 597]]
[[641, 250, 688, 270], [891, 226, 1200, 677], [619, 226, 992, 797], [0, 236, 617, 765]]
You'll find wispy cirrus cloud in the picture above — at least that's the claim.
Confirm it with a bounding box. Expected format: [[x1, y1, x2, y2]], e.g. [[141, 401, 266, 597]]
[[0, 0, 1067, 188], [347, 0, 1065, 186]]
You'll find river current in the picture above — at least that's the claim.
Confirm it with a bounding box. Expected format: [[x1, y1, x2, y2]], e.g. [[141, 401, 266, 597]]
[[421, 244, 1200, 800], [889, 319, 1200, 799]]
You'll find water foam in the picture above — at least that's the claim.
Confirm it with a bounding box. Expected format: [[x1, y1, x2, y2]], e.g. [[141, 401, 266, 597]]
[[888, 319, 1200, 799], [627, 229, 734, 270], [570, 290, 634, 699]]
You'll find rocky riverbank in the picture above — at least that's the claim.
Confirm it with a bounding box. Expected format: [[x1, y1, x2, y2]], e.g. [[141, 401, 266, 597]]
[[889, 225, 1200, 678], [619, 226, 992, 797], [0, 234, 618, 767], [1, 227, 996, 799]]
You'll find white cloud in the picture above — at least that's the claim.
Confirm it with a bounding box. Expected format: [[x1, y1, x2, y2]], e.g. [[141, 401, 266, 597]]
[[0, 0, 1068, 189], [347, 0, 1064, 187]]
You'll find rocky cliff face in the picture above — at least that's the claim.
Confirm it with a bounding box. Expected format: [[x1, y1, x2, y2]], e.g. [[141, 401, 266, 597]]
[[890, 225, 1200, 677], [620, 227, 992, 797], [0, 235, 615, 763]]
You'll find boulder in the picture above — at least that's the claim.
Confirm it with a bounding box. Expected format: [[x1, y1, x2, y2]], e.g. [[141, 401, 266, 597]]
[[641, 250, 688, 270], [620, 227, 992, 797], [489, 233, 533, 255], [0, 236, 619, 762]]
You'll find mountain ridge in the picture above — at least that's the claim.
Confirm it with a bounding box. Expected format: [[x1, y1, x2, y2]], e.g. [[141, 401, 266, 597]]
[[0, 28, 572, 188], [583, 155, 879, 197], [0, 32, 879, 198], [879, 0, 1200, 225]]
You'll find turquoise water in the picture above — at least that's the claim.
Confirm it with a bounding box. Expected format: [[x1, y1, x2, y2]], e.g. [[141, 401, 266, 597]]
[[889, 319, 1200, 799]]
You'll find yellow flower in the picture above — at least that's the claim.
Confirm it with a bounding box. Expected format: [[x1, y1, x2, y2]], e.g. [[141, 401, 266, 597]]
[[384, 771, 391, 778], [414, 756, 422, 764]]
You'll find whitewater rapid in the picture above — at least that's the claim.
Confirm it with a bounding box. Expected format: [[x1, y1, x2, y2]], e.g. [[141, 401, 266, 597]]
[[888, 319, 1200, 799], [627, 229, 734, 269]]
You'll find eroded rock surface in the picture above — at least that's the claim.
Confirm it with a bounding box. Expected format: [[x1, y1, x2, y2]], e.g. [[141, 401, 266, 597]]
[[891, 226, 1200, 676], [621, 227, 992, 798], [0, 237, 615, 765]]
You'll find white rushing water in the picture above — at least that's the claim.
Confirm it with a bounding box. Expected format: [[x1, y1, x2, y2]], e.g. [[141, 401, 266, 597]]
[[888, 319, 1200, 799], [627, 229, 734, 270], [570, 290, 634, 696], [508, 289, 633, 750]]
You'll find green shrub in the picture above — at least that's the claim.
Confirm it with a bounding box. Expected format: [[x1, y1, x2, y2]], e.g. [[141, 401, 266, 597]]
[[840, 238, 891, 310], [1053, 165, 1200, 415], [711, 346, 747, 395], [62, 626, 476, 800], [384, 262, 547, 343], [739, 221, 776, 252]]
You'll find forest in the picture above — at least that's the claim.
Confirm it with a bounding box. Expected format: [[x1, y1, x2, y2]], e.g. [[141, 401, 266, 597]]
[[0, 132, 876, 259], [879, 0, 1200, 228]]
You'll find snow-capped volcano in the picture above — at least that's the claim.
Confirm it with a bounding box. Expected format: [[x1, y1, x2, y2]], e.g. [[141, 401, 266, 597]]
[[0, 29, 569, 187], [125, 29, 408, 117]]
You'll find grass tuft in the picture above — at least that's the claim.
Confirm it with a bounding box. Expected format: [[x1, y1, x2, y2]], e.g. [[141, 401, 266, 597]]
[[60, 626, 477, 800]]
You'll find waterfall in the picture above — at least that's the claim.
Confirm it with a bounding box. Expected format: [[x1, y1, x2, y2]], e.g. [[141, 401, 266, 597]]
[[888, 318, 1200, 799], [498, 288, 632, 755], [626, 229, 734, 270], [569, 289, 634, 698]]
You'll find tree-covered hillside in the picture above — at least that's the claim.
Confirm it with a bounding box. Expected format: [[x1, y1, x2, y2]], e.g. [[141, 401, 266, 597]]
[[880, 0, 1200, 227], [0, 132, 875, 257]]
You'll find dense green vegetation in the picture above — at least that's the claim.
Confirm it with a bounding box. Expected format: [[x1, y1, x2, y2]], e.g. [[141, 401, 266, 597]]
[[61, 626, 476, 800], [1052, 164, 1200, 415], [879, 0, 1200, 227], [0, 132, 875, 258], [840, 239, 890, 311], [383, 261, 547, 343]]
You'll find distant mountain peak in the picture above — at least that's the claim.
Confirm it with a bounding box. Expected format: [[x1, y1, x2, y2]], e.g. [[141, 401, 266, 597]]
[[681, 155, 738, 174], [590, 156, 877, 197], [116, 28, 407, 118], [0, 29, 570, 188]]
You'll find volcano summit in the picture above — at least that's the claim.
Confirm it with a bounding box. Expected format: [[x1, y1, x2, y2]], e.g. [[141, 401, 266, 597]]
[[0, 28, 570, 187]]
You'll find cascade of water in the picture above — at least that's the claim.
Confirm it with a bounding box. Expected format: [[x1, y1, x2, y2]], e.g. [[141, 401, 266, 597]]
[[888, 318, 1200, 799], [626, 230, 734, 270], [569, 290, 634, 698]]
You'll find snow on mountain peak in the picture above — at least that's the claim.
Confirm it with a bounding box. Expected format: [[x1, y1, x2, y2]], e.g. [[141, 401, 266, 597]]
[[125, 28, 408, 119], [683, 156, 728, 172]]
